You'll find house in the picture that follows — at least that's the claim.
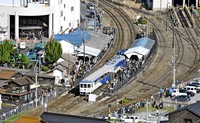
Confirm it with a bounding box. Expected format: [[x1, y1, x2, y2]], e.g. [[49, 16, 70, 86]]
[[40, 112, 110, 123], [0, 77, 41, 104], [167, 101, 200, 123]]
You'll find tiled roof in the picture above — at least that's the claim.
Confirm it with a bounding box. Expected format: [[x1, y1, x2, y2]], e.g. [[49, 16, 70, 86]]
[[167, 101, 200, 117], [0, 70, 17, 80], [12, 77, 34, 86]]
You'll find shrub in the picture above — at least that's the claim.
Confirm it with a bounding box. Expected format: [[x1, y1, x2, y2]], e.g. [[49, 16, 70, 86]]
[[41, 66, 49, 71]]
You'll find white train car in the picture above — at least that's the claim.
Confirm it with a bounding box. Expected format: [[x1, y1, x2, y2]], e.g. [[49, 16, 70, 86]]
[[79, 55, 126, 95]]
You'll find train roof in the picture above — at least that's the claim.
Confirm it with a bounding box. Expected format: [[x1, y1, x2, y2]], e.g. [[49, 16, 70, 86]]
[[80, 55, 125, 84], [131, 37, 155, 50], [124, 37, 155, 60]]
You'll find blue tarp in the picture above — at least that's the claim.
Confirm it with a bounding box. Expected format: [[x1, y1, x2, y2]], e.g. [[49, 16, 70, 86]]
[[54, 28, 91, 46], [115, 59, 126, 67], [100, 76, 111, 84]]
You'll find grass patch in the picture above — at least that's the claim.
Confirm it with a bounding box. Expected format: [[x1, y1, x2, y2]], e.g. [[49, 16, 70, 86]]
[[1, 112, 26, 123], [137, 106, 157, 112]]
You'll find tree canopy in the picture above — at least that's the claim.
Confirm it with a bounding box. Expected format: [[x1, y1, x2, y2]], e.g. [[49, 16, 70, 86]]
[[0, 40, 13, 64], [45, 39, 62, 64]]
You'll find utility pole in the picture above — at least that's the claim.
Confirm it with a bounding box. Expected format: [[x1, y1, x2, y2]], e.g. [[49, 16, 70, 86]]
[[160, 0, 162, 17], [146, 99, 148, 123], [172, 23, 176, 88], [35, 62, 38, 107]]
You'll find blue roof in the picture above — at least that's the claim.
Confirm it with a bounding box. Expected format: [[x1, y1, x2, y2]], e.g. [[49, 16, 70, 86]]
[[131, 37, 155, 50], [54, 28, 91, 47]]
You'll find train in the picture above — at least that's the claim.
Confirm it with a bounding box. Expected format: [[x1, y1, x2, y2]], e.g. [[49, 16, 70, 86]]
[[79, 37, 155, 95]]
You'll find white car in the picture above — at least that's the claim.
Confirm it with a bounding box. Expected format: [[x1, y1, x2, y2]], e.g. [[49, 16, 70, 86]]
[[171, 88, 187, 97], [122, 115, 138, 123]]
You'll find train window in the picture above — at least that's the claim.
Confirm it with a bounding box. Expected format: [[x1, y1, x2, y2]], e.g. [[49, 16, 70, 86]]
[[84, 84, 87, 88], [80, 84, 83, 88], [88, 84, 91, 88]]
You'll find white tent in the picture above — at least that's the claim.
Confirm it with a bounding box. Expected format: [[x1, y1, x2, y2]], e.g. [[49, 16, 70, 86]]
[[59, 40, 77, 54], [124, 46, 150, 60], [76, 45, 101, 57]]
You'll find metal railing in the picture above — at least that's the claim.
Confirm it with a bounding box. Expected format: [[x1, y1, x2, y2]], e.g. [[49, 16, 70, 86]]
[[0, 90, 56, 122]]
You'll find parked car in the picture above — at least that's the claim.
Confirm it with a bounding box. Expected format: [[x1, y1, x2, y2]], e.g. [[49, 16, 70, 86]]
[[86, 10, 96, 18], [179, 88, 195, 97], [121, 115, 139, 123], [170, 88, 187, 97], [86, 2, 95, 10], [172, 95, 191, 102], [188, 83, 200, 92], [185, 86, 197, 94]]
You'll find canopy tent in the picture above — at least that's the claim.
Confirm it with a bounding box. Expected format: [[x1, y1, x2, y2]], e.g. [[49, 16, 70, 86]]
[[124, 46, 149, 60], [76, 45, 101, 57], [54, 28, 91, 47], [59, 40, 77, 54]]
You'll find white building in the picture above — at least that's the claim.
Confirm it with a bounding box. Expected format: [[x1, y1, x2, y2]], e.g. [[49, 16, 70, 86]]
[[0, 0, 80, 40], [152, 0, 172, 11]]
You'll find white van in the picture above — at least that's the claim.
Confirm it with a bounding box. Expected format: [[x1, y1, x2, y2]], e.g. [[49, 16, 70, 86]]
[[122, 115, 138, 123], [185, 86, 197, 94]]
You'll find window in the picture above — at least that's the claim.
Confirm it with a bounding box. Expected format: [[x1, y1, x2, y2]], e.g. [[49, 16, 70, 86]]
[[64, 4, 66, 8], [60, 26, 63, 32], [64, 16, 65, 21], [61, 11, 63, 16], [184, 118, 192, 123], [69, 23, 71, 27], [71, 6, 74, 11]]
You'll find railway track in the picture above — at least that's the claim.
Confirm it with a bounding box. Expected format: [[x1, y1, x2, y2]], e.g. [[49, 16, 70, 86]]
[[28, 1, 200, 118], [28, 0, 136, 116], [90, 0, 135, 73], [81, 1, 200, 117]]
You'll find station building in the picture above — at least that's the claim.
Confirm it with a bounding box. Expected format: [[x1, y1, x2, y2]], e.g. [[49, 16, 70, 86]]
[[0, 0, 80, 41]]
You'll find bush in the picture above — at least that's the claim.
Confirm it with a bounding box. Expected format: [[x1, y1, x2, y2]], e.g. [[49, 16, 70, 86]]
[[41, 66, 49, 71], [137, 17, 147, 25], [119, 98, 130, 104]]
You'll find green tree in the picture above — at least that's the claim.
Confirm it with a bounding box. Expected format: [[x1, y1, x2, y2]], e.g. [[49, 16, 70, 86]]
[[3, 40, 13, 53], [20, 54, 30, 69], [0, 40, 13, 65], [2, 51, 10, 64], [45, 39, 62, 64]]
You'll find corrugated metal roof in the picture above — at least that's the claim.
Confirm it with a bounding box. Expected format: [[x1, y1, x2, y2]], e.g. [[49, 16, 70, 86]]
[[41, 112, 109, 123], [0, 70, 17, 80], [54, 28, 91, 47], [85, 31, 113, 51], [131, 37, 155, 50], [76, 45, 101, 57]]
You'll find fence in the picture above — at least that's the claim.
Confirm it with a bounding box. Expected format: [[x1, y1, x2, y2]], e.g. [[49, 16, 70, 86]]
[[0, 90, 56, 122]]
